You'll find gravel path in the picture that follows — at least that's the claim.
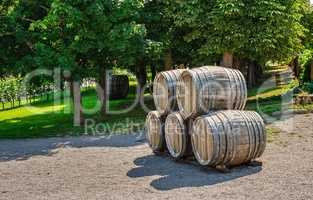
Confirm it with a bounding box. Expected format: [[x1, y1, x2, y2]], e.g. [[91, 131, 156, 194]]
[[0, 114, 312, 200]]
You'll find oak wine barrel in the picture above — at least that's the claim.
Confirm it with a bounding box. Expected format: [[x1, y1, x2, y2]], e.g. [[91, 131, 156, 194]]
[[164, 112, 193, 159], [145, 111, 166, 152], [109, 75, 129, 100], [153, 69, 185, 116], [177, 66, 247, 119], [191, 110, 266, 167]]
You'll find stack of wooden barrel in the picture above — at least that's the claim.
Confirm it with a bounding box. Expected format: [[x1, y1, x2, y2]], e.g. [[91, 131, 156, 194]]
[[146, 66, 266, 170]]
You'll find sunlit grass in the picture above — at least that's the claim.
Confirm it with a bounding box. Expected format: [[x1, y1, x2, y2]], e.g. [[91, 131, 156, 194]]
[[246, 80, 313, 115], [248, 80, 298, 101], [0, 86, 154, 139], [0, 104, 66, 121]]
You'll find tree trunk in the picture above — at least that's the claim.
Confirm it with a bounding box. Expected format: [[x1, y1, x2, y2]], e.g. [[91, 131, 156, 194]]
[[97, 66, 108, 117], [60, 80, 65, 100], [69, 80, 84, 127], [151, 65, 157, 82], [222, 52, 234, 68], [135, 60, 147, 95], [233, 56, 244, 70], [164, 49, 173, 71], [248, 61, 256, 88], [290, 56, 300, 79], [247, 60, 263, 88], [60, 79, 65, 91]]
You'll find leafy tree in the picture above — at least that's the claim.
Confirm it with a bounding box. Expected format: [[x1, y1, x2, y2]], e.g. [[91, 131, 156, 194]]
[[0, 76, 22, 108], [141, 0, 199, 73], [301, 2, 313, 82], [303, 3, 313, 49], [165, 0, 307, 86], [0, 0, 51, 77], [31, 0, 146, 124]]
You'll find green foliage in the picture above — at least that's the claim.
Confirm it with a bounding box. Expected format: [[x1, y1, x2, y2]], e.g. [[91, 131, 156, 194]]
[[299, 49, 313, 66], [302, 81, 313, 93], [300, 4, 313, 83], [301, 58, 312, 82], [302, 3, 313, 49], [0, 0, 51, 77], [0, 0, 312, 75], [29, 0, 147, 80], [0, 76, 22, 103], [0, 75, 54, 110], [165, 0, 307, 65], [142, 0, 200, 67]]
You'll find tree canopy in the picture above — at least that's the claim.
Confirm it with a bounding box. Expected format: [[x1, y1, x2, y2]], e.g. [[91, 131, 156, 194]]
[[166, 0, 307, 65], [1, 0, 313, 123]]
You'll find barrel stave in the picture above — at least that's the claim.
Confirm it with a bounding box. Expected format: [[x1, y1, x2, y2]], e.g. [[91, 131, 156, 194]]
[[191, 111, 266, 167], [145, 111, 166, 152], [153, 70, 184, 115], [165, 112, 193, 159], [177, 66, 247, 119]]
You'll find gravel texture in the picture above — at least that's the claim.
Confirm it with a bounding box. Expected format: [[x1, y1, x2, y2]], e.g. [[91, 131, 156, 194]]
[[0, 114, 312, 200]]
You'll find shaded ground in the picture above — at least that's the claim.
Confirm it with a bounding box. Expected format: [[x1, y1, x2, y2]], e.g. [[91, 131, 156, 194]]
[[0, 114, 312, 200]]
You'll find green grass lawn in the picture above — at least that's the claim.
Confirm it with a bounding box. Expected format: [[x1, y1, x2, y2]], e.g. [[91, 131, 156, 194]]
[[246, 80, 313, 115], [246, 80, 299, 115], [0, 85, 155, 139], [1, 80, 312, 139]]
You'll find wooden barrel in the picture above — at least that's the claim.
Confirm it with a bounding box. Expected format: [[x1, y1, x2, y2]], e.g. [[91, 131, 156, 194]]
[[191, 110, 266, 167], [177, 66, 247, 119], [164, 113, 193, 159], [145, 111, 166, 152], [109, 75, 129, 99], [153, 69, 185, 115]]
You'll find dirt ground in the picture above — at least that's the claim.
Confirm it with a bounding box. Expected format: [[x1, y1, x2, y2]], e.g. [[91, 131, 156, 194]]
[[0, 114, 313, 200]]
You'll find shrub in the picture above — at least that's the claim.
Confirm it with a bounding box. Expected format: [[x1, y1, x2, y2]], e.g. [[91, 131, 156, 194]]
[[302, 82, 313, 94], [299, 49, 313, 83], [301, 59, 312, 83]]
